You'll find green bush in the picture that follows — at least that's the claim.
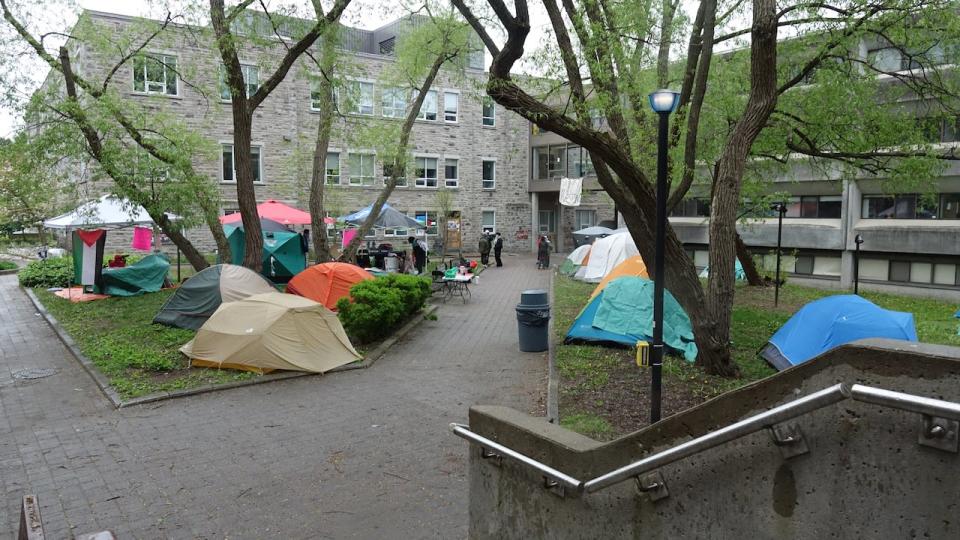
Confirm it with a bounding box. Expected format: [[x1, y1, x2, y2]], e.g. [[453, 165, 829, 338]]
[[336, 275, 432, 344], [18, 257, 74, 288], [0, 259, 16, 271]]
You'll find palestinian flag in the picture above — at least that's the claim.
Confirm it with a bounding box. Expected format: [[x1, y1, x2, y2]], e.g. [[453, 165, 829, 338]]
[[72, 229, 106, 289]]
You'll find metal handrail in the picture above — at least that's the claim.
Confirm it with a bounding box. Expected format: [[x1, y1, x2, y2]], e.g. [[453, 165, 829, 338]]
[[449, 423, 582, 491], [450, 383, 960, 496]]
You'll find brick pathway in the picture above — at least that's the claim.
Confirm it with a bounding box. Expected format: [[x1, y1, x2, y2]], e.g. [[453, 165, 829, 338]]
[[0, 255, 549, 539]]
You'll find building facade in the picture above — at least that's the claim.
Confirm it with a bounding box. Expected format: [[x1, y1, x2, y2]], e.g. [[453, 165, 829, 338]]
[[68, 9, 550, 255]]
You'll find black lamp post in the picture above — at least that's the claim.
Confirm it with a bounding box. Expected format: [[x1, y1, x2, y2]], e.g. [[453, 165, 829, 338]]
[[648, 88, 680, 424], [854, 234, 864, 294], [771, 202, 787, 307]]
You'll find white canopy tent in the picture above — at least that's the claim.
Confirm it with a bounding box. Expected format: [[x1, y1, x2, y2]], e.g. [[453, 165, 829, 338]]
[[578, 231, 640, 282], [43, 195, 178, 230]]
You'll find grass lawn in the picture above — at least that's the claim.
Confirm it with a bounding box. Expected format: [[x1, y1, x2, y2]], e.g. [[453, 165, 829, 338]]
[[0, 259, 16, 271], [36, 288, 254, 399], [553, 274, 960, 441]]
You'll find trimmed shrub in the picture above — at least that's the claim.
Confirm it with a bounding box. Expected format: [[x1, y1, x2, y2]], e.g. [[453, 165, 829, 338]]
[[18, 257, 74, 288], [337, 275, 432, 344]]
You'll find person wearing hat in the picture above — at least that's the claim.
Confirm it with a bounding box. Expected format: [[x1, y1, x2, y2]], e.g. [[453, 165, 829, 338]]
[[478, 233, 491, 266], [493, 232, 504, 267]]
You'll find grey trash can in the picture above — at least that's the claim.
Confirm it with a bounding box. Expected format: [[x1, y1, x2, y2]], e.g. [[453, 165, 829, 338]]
[[516, 289, 550, 352]]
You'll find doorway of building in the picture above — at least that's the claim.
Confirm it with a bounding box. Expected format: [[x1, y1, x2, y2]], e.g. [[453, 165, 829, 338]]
[[538, 209, 556, 249], [445, 211, 461, 253]]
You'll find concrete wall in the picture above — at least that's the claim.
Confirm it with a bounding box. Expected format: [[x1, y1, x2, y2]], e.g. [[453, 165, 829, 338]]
[[464, 340, 960, 539]]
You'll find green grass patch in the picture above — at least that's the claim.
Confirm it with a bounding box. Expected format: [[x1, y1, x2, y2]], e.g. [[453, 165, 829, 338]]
[[0, 259, 16, 271], [35, 288, 254, 399], [560, 412, 614, 440], [553, 274, 960, 438]]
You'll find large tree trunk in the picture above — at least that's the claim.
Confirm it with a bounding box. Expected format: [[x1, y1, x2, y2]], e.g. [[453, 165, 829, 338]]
[[704, 0, 778, 376], [230, 110, 263, 270], [736, 232, 764, 286], [309, 33, 337, 263]]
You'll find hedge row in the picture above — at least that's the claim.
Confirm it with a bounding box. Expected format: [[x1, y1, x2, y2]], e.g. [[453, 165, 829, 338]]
[[336, 274, 431, 344]]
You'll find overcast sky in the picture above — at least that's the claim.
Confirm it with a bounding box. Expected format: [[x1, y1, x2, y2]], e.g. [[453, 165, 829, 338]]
[[0, 0, 562, 137]]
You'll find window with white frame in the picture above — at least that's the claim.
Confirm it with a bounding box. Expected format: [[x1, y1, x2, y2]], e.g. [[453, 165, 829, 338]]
[[482, 96, 495, 126], [415, 157, 438, 188], [325, 152, 340, 185], [345, 81, 374, 115], [538, 210, 556, 233], [444, 158, 459, 188], [481, 210, 496, 234], [219, 64, 259, 100], [348, 153, 375, 186], [310, 77, 336, 111], [417, 89, 437, 120], [414, 210, 439, 235], [221, 144, 262, 183], [383, 161, 407, 187], [482, 160, 496, 190], [443, 91, 459, 122], [575, 209, 595, 230], [132, 54, 178, 96], [382, 87, 407, 118]]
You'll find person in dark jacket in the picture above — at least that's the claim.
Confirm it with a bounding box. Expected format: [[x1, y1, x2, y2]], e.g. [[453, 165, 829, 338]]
[[537, 235, 551, 269], [409, 236, 426, 274], [493, 232, 504, 267], [478, 234, 492, 266]]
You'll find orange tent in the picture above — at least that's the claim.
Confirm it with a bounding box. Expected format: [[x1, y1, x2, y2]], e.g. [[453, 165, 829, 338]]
[[286, 262, 374, 310], [590, 255, 649, 299]]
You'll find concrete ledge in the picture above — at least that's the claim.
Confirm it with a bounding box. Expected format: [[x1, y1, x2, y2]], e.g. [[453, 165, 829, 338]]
[[25, 286, 438, 409], [0, 268, 20, 276]]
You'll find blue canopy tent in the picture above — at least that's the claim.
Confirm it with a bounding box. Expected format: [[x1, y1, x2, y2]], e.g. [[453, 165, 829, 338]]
[[564, 276, 698, 361], [760, 295, 917, 371]]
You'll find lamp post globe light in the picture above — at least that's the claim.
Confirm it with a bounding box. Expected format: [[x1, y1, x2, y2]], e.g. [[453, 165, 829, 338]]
[[648, 89, 679, 424]]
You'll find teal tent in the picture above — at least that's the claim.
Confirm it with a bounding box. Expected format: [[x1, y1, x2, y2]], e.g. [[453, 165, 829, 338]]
[[698, 258, 746, 281], [101, 254, 170, 296], [564, 276, 698, 361], [224, 226, 306, 282]]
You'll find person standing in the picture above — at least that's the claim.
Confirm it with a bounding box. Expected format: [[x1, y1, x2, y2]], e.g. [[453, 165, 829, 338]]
[[409, 236, 426, 274], [537, 235, 551, 270], [479, 233, 491, 266], [493, 232, 504, 267]]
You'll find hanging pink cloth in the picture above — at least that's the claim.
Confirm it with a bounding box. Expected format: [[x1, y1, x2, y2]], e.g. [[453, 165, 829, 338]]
[[131, 226, 153, 251], [341, 229, 357, 249]]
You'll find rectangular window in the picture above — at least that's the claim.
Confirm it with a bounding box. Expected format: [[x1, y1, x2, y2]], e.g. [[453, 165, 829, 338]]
[[482, 160, 496, 190], [867, 47, 903, 72], [325, 152, 340, 185], [566, 146, 583, 177], [444, 158, 459, 188], [482, 97, 495, 126], [534, 147, 549, 180], [415, 157, 438, 188], [132, 54, 178, 96], [443, 91, 459, 122], [310, 78, 335, 111], [800, 196, 819, 218], [933, 263, 957, 285], [381, 87, 407, 118], [910, 262, 933, 283], [862, 196, 896, 218], [379, 37, 395, 55], [784, 196, 802, 218], [538, 210, 556, 234], [415, 211, 439, 235], [818, 196, 842, 218], [417, 89, 437, 120], [575, 209, 595, 230], [942, 193, 960, 219], [346, 81, 374, 115], [794, 255, 815, 275], [481, 210, 496, 234], [889, 260, 911, 282], [349, 153, 375, 186], [383, 162, 407, 187], [860, 259, 889, 281], [219, 64, 259, 100], [813, 256, 842, 276], [221, 144, 261, 183], [548, 146, 566, 179]]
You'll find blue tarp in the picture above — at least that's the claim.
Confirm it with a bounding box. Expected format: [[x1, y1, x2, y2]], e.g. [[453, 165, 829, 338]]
[[761, 295, 917, 371], [340, 203, 426, 229], [564, 276, 698, 361]]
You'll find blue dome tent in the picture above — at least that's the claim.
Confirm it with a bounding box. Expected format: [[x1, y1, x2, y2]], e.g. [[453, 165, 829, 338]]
[[760, 295, 917, 371]]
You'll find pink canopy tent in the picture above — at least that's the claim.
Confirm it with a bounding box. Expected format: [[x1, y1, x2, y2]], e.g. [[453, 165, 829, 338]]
[[219, 200, 312, 225]]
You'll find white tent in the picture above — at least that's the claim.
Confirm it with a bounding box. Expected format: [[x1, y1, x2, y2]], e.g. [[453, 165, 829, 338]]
[[577, 231, 639, 282], [566, 244, 592, 265], [43, 195, 178, 230]]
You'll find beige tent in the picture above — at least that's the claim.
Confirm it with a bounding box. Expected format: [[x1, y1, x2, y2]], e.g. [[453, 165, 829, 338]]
[[180, 292, 361, 374]]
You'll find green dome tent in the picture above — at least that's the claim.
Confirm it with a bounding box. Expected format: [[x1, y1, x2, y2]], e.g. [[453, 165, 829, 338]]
[[153, 264, 277, 330], [101, 254, 171, 297], [224, 224, 306, 282]]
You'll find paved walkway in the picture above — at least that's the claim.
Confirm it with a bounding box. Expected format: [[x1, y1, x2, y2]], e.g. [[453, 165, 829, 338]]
[[0, 256, 550, 539]]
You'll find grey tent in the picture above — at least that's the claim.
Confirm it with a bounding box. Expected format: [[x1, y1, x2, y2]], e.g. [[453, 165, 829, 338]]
[[572, 226, 613, 247], [153, 264, 277, 330], [340, 203, 426, 229]]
